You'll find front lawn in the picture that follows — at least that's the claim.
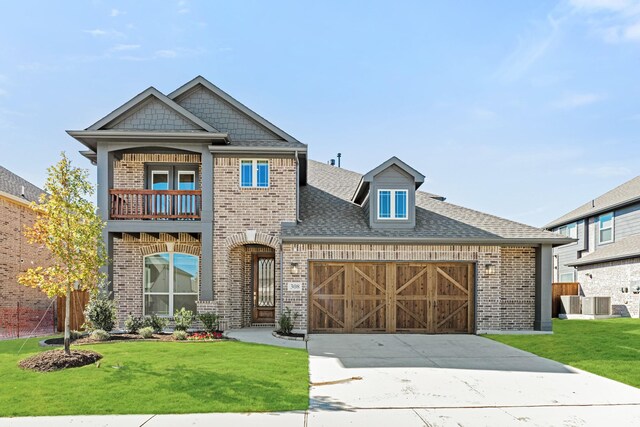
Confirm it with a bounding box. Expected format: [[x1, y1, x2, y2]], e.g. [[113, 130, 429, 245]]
[[0, 337, 309, 417], [487, 318, 640, 388]]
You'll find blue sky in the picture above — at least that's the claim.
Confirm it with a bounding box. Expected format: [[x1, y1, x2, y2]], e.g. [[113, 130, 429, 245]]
[[1, 0, 639, 227]]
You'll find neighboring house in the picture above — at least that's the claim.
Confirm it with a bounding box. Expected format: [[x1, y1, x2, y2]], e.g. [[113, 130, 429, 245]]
[[0, 166, 51, 314], [545, 176, 640, 318], [68, 76, 571, 334]]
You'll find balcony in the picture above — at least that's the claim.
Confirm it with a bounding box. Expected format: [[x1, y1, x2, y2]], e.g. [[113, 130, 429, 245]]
[[109, 189, 201, 220]]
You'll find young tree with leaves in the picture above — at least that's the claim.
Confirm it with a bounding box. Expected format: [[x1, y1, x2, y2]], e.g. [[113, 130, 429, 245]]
[[18, 152, 107, 354]]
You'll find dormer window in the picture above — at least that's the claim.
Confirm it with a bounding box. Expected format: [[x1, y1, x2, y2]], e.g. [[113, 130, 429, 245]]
[[378, 189, 408, 220]]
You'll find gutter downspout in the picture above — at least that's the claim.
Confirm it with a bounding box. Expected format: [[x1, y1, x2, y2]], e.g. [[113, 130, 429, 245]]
[[280, 243, 284, 317], [294, 150, 301, 223]]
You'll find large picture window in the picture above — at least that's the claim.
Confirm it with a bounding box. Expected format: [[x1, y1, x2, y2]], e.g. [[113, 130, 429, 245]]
[[144, 252, 199, 316], [240, 159, 269, 188], [378, 189, 408, 220]]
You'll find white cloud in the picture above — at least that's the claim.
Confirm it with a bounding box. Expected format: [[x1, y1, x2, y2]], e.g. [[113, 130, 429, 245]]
[[155, 50, 177, 58], [552, 92, 603, 109], [110, 8, 124, 17], [569, 0, 635, 11], [83, 29, 125, 38], [572, 165, 631, 177], [470, 108, 497, 120], [110, 44, 141, 52], [570, 0, 640, 43], [497, 13, 563, 81]]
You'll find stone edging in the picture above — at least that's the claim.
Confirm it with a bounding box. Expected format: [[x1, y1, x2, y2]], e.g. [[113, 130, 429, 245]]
[[271, 331, 306, 341]]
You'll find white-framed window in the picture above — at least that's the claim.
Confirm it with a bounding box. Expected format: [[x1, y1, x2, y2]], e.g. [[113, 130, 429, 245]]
[[143, 252, 199, 316], [240, 159, 269, 188], [557, 222, 577, 239], [559, 271, 575, 282], [598, 212, 614, 244], [378, 189, 408, 220]]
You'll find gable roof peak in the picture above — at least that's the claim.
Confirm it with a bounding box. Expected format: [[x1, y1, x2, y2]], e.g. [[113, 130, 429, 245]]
[[86, 86, 219, 132], [168, 75, 300, 143], [362, 156, 426, 183]]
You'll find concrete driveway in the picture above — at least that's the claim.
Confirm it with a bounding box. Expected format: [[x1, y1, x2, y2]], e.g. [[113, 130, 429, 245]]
[[307, 334, 640, 425]]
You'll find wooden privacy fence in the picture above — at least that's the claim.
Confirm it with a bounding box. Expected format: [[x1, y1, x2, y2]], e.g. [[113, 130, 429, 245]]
[[552, 282, 580, 318], [57, 291, 89, 331]]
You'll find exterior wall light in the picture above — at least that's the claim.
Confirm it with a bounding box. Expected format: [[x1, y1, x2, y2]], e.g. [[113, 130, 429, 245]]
[[484, 264, 495, 275], [290, 263, 299, 275]]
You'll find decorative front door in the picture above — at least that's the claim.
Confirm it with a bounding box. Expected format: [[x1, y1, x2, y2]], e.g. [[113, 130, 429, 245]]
[[252, 254, 276, 323]]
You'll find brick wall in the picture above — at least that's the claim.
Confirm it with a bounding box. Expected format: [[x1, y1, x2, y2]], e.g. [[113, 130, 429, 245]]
[[281, 244, 537, 332], [577, 258, 640, 317], [499, 247, 536, 330], [211, 155, 296, 327], [113, 153, 202, 189], [112, 237, 201, 326], [0, 197, 52, 310]]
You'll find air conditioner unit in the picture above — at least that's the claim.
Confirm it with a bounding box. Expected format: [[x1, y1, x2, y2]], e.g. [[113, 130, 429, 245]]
[[582, 296, 611, 316], [560, 295, 581, 315]]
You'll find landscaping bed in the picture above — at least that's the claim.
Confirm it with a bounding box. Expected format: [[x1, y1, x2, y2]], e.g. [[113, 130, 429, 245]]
[[42, 331, 230, 346], [486, 318, 640, 388], [19, 349, 102, 372]]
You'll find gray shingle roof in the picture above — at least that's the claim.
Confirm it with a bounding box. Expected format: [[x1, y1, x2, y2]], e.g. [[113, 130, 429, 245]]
[[0, 166, 45, 203], [283, 160, 570, 244], [567, 234, 640, 266], [545, 175, 640, 229], [228, 140, 307, 149]]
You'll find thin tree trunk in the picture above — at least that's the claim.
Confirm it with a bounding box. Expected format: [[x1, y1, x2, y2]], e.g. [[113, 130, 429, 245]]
[[64, 288, 71, 355]]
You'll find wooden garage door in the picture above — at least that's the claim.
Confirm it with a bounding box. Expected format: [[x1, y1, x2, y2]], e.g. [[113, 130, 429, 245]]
[[309, 262, 474, 334]]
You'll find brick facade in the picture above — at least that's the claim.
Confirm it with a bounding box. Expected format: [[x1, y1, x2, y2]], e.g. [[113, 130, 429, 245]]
[[210, 155, 296, 328], [113, 153, 202, 189], [0, 197, 52, 311], [281, 244, 537, 332], [112, 236, 201, 325], [577, 258, 640, 317]]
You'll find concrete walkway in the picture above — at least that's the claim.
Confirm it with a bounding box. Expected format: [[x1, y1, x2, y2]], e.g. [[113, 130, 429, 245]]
[[225, 327, 306, 349]]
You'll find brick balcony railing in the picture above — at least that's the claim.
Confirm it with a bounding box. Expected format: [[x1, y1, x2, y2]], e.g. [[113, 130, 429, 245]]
[[109, 189, 201, 220]]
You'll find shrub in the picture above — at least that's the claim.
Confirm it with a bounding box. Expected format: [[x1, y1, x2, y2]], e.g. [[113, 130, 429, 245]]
[[198, 312, 219, 333], [173, 330, 188, 341], [124, 315, 144, 334], [278, 308, 300, 335], [70, 330, 83, 340], [138, 326, 154, 339], [83, 291, 117, 332], [90, 329, 110, 341], [143, 314, 168, 333], [173, 308, 194, 332]]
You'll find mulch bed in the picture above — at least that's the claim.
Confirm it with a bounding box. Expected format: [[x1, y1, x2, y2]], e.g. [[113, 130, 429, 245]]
[[19, 349, 102, 372], [276, 331, 306, 339], [43, 332, 230, 346]]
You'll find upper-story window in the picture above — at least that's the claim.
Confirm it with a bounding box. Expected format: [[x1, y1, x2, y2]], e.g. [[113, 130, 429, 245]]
[[598, 212, 614, 244], [378, 189, 408, 220], [557, 222, 577, 239], [240, 160, 269, 188]]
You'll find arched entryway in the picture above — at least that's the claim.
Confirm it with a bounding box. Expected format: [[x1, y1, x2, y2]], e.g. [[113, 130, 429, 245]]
[[224, 231, 280, 328]]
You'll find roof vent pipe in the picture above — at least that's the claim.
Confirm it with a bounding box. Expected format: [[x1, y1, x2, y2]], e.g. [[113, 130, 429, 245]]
[[592, 199, 595, 208], [329, 159, 336, 166], [20, 186, 25, 198], [337, 153, 341, 168]]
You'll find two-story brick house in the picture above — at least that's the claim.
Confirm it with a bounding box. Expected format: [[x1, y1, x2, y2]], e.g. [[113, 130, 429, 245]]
[[545, 176, 640, 317], [0, 166, 52, 336], [69, 76, 571, 334]]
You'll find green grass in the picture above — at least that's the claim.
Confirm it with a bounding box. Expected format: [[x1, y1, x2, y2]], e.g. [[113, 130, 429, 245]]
[[487, 318, 640, 388], [0, 337, 309, 416]]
